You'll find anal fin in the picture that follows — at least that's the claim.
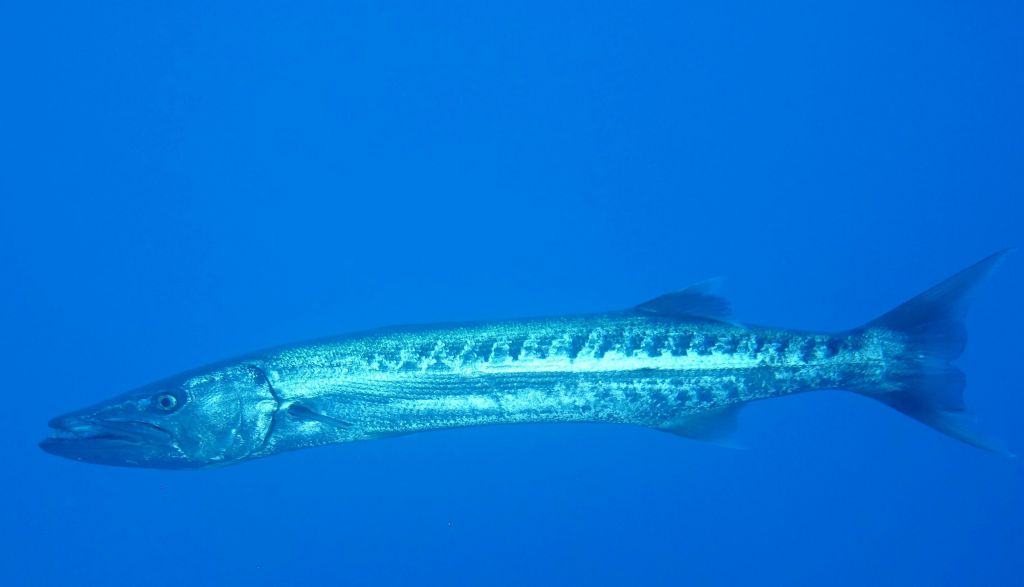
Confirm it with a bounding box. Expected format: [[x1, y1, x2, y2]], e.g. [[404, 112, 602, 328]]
[[658, 404, 744, 448]]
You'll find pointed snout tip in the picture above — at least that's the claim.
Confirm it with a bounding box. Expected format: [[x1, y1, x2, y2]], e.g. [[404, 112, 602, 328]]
[[47, 411, 87, 431]]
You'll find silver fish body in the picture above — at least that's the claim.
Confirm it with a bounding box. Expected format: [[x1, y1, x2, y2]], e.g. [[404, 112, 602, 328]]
[[251, 315, 886, 457], [40, 251, 1010, 469]]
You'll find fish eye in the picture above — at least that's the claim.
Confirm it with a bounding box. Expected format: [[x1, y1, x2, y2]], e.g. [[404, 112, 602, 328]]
[[152, 391, 183, 413]]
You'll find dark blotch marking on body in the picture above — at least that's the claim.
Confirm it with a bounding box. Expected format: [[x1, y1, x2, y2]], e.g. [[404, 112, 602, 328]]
[[669, 333, 693, 356], [723, 380, 741, 401], [567, 333, 588, 359], [797, 338, 817, 363], [417, 342, 436, 359], [695, 335, 716, 355], [475, 340, 495, 362], [824, 337, 842, 357], [595, 333, 620, 359], [751, 336, 767, 355], [644, 334, 667, 357], [532, 336, 553, 359], [717, 335, 740, 355], [624, 332, 644, 355], [508, 338, 525, 361]]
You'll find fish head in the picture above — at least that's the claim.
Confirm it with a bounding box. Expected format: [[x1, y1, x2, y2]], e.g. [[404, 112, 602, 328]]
[[40, 363, 278, 469]]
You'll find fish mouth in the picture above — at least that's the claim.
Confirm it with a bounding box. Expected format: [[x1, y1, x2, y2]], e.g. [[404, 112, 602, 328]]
[[40, 414, 171, 453]]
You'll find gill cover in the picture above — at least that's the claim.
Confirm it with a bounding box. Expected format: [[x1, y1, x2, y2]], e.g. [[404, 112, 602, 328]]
[[180, 364, 279, 465]]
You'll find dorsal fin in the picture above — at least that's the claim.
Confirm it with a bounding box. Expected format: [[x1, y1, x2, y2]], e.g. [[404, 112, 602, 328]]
[[634, 279, 732, 322]]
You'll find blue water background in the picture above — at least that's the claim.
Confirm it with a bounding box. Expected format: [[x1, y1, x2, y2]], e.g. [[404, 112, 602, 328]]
[[2, 1, 1022, 585]]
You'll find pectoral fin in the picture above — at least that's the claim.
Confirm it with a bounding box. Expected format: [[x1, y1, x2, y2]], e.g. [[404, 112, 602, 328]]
[[286, 402, 353, 429]]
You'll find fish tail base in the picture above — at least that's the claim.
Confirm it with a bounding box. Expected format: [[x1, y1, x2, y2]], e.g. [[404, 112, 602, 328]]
[[847, 250, 1012, 455]]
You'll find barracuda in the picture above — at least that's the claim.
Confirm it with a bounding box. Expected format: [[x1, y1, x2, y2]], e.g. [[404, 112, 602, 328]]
[[40, 251, 1011, 469]]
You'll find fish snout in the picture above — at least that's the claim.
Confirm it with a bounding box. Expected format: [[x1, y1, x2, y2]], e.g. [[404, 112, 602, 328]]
[[41, 407, 171, 453], [47, 411, 91, 433]]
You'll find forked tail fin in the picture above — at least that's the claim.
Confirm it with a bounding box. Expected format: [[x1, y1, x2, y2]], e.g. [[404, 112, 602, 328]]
[[849, 249, 1012, 455]]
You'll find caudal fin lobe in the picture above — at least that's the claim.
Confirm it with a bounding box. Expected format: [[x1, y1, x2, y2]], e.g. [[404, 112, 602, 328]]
[[851, 249, 1012, 455]]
